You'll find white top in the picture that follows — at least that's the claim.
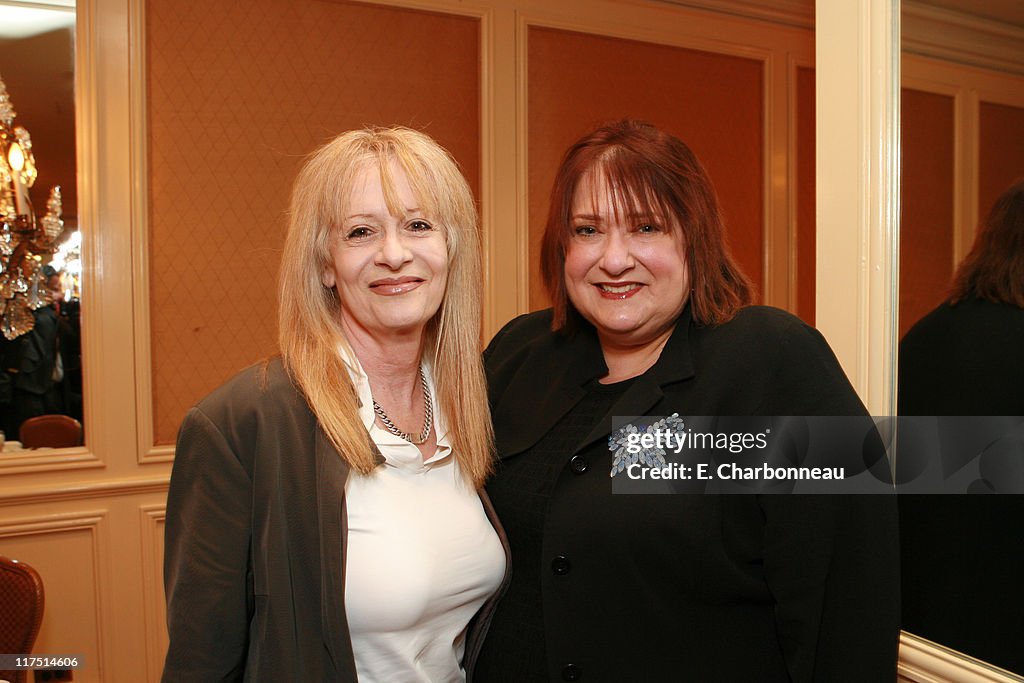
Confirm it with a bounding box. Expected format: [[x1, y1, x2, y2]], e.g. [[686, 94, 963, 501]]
[[341, 349, 505, 683]]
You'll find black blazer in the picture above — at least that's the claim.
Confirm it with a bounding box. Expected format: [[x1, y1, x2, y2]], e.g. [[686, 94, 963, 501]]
[[899, 296, 1024, 415], [162, 358, 510, 682], [479, 306, 900, 682], [899, 296, 1024, 674]]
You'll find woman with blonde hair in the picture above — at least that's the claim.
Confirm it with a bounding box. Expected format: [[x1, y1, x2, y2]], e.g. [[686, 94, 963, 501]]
[[163, 127, 508, 682]]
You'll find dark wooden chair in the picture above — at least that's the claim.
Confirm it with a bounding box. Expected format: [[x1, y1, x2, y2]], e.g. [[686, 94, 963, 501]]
[[18, 415, 83, 449], [0, 556, 45, 683]]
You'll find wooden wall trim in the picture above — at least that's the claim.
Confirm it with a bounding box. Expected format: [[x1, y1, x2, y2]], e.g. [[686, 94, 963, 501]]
[[815, 0, 900, 414], [899, 632, 1024, 683], [74, 0, 140, 473], [0, 476, 168, 506], [0, 0, 107, 477], [654, 0, 813, 30], [139, 504, 167, 682], [127, 0, 164, 464], [903, 1, 1024, 77], [0, 448, 102, 476]]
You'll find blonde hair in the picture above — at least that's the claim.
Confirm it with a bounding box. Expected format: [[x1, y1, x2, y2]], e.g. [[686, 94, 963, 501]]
[[278, 127, 493, 485]]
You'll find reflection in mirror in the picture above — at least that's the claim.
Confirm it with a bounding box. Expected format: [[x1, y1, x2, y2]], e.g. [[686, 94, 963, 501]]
[[899, 1, 1024, 674], [0, 0, 81, 451]]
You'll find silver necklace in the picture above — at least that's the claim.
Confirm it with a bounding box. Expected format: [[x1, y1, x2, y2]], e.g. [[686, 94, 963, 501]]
[[372, 367, 433, 445]]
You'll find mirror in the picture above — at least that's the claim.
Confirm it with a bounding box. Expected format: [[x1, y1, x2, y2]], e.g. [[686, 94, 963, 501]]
[[0, 0, 81, 450], [899, 0, 1024, 675]]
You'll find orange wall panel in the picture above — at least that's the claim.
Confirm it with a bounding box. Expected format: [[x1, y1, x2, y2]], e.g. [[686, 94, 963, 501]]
[[526, 27, 764, 311], [147, 0, 479, 444], [978, 101, 1024, 228], [899, 88, 955, 337]]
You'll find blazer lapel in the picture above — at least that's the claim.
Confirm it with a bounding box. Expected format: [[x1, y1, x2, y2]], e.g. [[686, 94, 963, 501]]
[[572, 309, 698, 455], [315, 424, 355, 674], [493, 324, 606, 458]]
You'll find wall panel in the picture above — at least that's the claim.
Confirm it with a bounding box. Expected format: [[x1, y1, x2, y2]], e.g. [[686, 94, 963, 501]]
[[526, 26, 764, 310], [899, 88, 955, 337], [0, 513, 106, 682], [145, 0, 481, 444], [978, 101, 1024, 226]]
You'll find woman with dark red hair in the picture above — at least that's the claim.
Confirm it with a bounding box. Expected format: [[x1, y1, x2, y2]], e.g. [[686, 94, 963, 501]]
[[900, 177, 1024, 414], [899, 178, 1024, 675], [476, 121, 899, 682]]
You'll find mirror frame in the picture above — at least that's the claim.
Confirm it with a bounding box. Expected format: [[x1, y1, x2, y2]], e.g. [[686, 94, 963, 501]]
[[0, 0, 100, 475], [815, 0, 900, 417]]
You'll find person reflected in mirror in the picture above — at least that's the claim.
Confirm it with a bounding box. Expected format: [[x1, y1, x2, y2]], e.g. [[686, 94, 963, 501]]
[[899, 177, 1024, 674], [900, 177, 1024, 414], [475, 120, 900, 682], [0, 289, 61, 441], [162, 127, 508, 682]]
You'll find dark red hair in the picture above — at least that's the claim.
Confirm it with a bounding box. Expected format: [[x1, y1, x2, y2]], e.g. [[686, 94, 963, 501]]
[[949, 178, 1024, 307], [541, 120, 753, 331]]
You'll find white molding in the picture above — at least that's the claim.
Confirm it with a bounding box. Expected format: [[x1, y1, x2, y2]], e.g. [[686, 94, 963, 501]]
[[0, 0, 109, 477], [654, 0, 813, 29], [0, 0, 76, 10], [126, 0, 164, 464], [0, 475, 169, 506], [0, 447, 102, 475], [903, 1, 1024, 77], [139, 504, 167, 683], [518, 5, 789, 63], [86, 0, 139, 460], [815, 0, 900, 415], [899, 632, 1024, 683]]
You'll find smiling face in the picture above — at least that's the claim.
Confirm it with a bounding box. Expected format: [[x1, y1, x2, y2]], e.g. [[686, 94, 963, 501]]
[[564, 167, 690, 349], [321, 160, 449, 343]]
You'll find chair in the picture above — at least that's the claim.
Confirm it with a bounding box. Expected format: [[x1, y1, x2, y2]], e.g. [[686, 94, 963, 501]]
[[0, 556, 45, 683], [18, 415, 83, 449]]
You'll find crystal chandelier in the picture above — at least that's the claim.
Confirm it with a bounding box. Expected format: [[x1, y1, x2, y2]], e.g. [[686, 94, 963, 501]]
[[1, 72, 66, 340]]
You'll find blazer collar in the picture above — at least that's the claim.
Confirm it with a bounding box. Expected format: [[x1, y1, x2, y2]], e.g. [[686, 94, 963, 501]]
[[496, 304, 698, 458]]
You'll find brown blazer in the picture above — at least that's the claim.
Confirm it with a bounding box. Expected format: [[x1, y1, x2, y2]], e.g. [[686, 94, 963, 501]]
[[162, 358, 510, 682]]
